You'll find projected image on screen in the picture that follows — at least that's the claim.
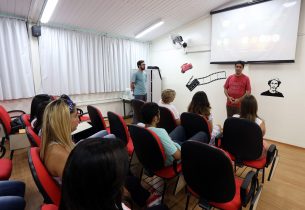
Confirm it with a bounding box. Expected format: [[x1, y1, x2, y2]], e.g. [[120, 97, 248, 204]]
[[210, 0, 301, 63]]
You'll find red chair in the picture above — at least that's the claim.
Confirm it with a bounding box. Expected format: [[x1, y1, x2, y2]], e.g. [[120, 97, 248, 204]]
[[157, 106, 177, 133], [41, 204, 58, 210], [28, 147, 61, 205], [182, 141, 262, 210], [87, 105, 109, 133], [128, 124, 181, 202], [21, 114, 31, 127], [0, 105, 26, 159], [26, 126, 41, 147], [220, 118, 279, 183], [107, 111, 133, 156], [180, 112, 211, 141], [0, 158, 12, 180]]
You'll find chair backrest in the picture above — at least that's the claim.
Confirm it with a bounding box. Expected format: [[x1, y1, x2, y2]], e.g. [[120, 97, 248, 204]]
[[128, 125, 165, 172], [131, 99, 145, 123], [180, 112, 211, 140], [0, 105, 11, 135], [107, 111, 129, 145], [157, 106, 177, 133], [182, 141, 236, 203], [21, 114, 31, 127], [87, 105, 107, 131], [222, 117, 263, 160], [28, 147, 61, 205], [26, 126, 41, 147]]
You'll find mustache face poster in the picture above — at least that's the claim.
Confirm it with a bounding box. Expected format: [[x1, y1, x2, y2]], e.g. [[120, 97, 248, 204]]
[[261, 78, 284, 98]]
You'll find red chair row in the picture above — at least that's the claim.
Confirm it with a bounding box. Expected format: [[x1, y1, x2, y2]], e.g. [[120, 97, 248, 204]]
[[217, 117, 279, 183]]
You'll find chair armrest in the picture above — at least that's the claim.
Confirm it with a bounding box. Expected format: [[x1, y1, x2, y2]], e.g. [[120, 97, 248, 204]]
[[8, 110, 26, 118], [241, 170, 257, 206], [77, 108, 89, 120], [266, 144, 277, 166], [77, 108, 84, 115]]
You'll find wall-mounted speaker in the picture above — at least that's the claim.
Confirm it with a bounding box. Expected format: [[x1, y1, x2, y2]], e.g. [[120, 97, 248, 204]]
[[31, 25, 41, 37]]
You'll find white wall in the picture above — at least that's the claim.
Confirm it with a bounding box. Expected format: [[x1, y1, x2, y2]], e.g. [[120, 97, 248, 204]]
[[151, 2, 305, 148]]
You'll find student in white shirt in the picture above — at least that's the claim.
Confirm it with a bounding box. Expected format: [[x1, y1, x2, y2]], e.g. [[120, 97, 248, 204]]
[[158, 89, 180, 125], [233, 95, 269, 159]]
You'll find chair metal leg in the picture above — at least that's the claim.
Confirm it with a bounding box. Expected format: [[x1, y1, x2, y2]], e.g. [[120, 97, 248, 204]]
[[1, 137, 5, 146], [161, 180, 167, 203], [0, 144, 6, 158], [10, 150, 14, 160], [185, 193, 190, 210], [268, 152, 279, 181], [255, 170, 260, 190], [128, 152, 134, 168]]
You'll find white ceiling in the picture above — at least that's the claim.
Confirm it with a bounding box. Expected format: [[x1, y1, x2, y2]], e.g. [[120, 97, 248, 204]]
[[0, 0, 232, 41]]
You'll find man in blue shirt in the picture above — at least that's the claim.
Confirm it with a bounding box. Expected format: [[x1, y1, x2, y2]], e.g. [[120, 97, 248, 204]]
[[141, 102, 181, 166], [131, 60, 147, 101]]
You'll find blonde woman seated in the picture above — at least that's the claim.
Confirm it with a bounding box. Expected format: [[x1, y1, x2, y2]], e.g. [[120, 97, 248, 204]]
[[188, 91, 221, 145], [233, 95, 269, 159], [40, 97, 113, 184], [158, 89, 180, 125]]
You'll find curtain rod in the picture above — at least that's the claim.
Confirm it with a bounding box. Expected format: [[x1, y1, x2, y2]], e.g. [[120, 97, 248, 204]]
[[0, 13, 26, 21]]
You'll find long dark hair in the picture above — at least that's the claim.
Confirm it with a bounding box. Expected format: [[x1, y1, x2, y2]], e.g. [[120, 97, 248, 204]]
[[240, 95, 258, 122], [188, 91, 211, 117], [30, 94, 52, 122], [59, 138, 129, 210], [33, 100, 51, 134]]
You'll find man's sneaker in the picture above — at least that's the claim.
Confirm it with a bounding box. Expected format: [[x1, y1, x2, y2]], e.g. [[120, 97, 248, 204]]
[[146, 189, 162, 207]]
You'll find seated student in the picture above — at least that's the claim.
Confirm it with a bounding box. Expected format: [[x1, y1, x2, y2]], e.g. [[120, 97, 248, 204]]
[[30, 94, 53, 126], [40, 98, 112, 184], [39, 98, 156, 208], [158, 89, 180, 125], [40, 99, 80, 184], [187, 91, 221, 145], [141, 102, 181, 167], [59, 138, 168, 210], [233, 95, 269, 159]]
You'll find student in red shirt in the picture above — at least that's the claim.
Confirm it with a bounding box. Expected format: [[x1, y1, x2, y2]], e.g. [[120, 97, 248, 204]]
[[224, 61, 251, 117]]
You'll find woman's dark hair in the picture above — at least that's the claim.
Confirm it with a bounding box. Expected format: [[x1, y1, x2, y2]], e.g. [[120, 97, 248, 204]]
[[33, 100, 51, 134], [30, 94, 53, 122], [141, 102, 159, 124], [240, 95, 258, 122], [188, 91, 211, 117], [59, 138, 129, 210]]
